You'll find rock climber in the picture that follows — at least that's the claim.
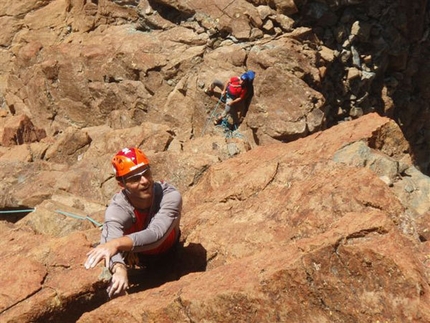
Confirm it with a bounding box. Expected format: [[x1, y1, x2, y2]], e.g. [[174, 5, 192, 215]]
[[84, 147, 182, 298], [205, 71, 255, 127]]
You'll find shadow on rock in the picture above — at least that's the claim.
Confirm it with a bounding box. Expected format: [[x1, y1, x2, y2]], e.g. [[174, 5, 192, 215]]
[[127, 242, 207, 294]]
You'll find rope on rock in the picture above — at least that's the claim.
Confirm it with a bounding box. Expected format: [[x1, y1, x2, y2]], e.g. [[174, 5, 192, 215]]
[[201, 96, 223, 136], [201, 95, 245, 139], [0, 208, 35, 213], [55, 210, 103, 227], [216, 121, 245, 139], [0, 208, 102, 227]]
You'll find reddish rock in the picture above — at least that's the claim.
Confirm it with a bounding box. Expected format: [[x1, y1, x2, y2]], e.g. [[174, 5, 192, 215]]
[[0, 0, 429, 321], [1, 114, 46, 147], [0, 113, 429, 322], [0, 223, 106, 322]]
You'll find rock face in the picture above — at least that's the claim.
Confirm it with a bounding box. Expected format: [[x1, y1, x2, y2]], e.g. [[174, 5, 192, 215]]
[[1, 114, 430, 322], [0, 0, 430, 322], [1, 0, 429, 163]]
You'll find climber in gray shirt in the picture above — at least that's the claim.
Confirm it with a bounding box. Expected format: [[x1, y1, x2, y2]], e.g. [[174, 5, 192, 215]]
[[84, 147, 182, 298]]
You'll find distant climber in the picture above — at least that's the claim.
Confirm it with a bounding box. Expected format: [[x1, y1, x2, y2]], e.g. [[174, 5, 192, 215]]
[[84, 147, 182, 298], [205, 70, 255, 128]]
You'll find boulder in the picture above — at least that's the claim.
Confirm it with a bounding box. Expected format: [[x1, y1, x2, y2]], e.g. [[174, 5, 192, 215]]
[[1, 114, 46, 147]]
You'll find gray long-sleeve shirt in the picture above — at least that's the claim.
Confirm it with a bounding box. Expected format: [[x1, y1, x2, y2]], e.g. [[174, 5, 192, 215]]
[[100, 181, 182, 267]]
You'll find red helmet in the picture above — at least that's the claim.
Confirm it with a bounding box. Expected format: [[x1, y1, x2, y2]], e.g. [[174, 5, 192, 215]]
[[112, 147, 150, 178]]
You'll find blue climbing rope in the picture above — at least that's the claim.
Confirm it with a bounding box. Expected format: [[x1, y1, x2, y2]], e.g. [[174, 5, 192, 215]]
[[216, 120, 245, 139], [0, 209, 35, 213], [55, 210, 103, 227], [201, 94, 245, 140], [0, 208, 102, 227], [201, 96, 224, 136]]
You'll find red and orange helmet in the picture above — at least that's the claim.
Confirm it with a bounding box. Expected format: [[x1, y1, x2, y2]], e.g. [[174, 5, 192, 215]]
[[112, 147, 150, 178]]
